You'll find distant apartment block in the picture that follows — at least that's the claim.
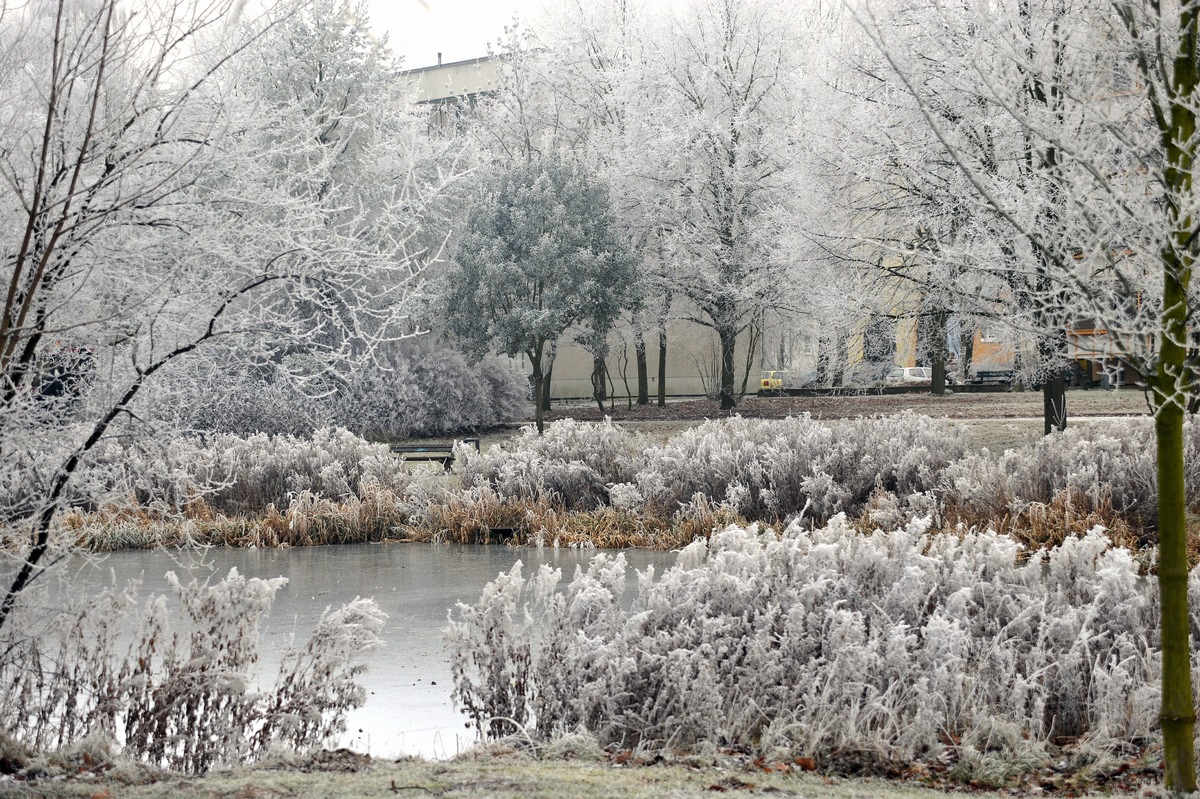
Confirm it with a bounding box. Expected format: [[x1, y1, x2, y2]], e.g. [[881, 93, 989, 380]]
[[403, 54, 503, 133]]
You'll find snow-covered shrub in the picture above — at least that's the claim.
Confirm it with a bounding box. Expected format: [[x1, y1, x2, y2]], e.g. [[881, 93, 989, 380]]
[[144, 341, 526, 439], [329, 343, 527, 439], [457, 414, 962, 523], [448, 554, 629, 740], [81, 428, 405, 515], [0, 569, 384, 773], [188, 428, 403, 513], [448, 518, 1179, 764], [1007, 419, 1156, 521], [144, 359, 324, 437], [460, 419, 636, 511], [941, 417, 1200, 527], [629, 412, 964, 522]]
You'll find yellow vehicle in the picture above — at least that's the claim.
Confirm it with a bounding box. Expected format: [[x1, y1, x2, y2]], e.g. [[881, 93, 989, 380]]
[[760, 370, 783, 391]]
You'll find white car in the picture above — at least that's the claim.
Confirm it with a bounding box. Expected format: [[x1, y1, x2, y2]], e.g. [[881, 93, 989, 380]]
[[885, 366, 933, 386]]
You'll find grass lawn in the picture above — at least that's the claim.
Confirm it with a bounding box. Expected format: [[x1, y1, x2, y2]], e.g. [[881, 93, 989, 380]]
[[3, 752, 1131, 799]]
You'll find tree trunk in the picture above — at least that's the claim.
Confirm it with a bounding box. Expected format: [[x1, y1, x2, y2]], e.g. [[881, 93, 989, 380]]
[[635, 320, 649, 405], [1155, 7, 1198, 784], [931, 359, 946, 395], [739, 320, 761, 399], [591, 353, 606, 412], [540, 365, 551, 413], [929, 310, 949, 396], [618, 344, 635, 410], [1186, 325, 1200, 414], [657, 327, 667, 407], [831, 330, 846, 388], [961, 327, 975, 382], [530, 351, 545, 435], [1154, 280, 1194, 792], [719, 327, 737, 411], [1155, 380, 1194, 793], [1039, 330, 1068, 434], [816, 334, 832, 387], [832, 358, 845, 388]]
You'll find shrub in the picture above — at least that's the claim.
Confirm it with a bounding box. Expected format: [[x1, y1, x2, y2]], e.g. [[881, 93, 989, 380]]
[[448, 518, 1178, 765], [144, 340, 526, 439], [460, 419, 636, 511], [941, 419, 1160, 525], [939, 417, 1200, 535], [624, 412, 965, 522], [0, 569, 384, 773], [71, 428, 406, 516]]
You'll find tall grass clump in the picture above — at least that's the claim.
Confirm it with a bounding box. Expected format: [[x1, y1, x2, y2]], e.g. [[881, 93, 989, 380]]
[[618, 412, 963, 522], [0, 569, 384, 773], [407, 486, 747, 549], [940, 417, 1200, 544], [449, 517, 1183, 766], [459, 419, 637, 511]]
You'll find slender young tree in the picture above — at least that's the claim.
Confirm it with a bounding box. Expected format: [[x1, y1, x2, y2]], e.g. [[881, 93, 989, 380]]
[[859, 0, 1199, 788]]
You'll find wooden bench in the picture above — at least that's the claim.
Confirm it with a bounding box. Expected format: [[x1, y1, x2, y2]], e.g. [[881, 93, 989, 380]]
[[390, 438, 480, 470]]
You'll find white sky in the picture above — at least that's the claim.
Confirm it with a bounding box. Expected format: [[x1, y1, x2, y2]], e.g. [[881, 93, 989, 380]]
[[364, 0, 547, 68]]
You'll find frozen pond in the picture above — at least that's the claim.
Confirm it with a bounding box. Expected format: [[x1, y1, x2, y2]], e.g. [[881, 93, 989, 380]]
[[69, 543, 674, 759]]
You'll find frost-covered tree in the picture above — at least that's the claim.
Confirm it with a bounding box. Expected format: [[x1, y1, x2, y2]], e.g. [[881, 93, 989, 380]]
[[798, 2, 1021, 399], [538, 0, 669, 405], [185, 0, 465, 376], [134, 0, 474, 434], [650, 0, 805, 409], [444, 157, 639, 432], [471, 20, 582, 167], [0, 0, 440, 631], [845, 0, 1107, 426], [858, 0, 1200, 788], [480, 0, 813, 410]]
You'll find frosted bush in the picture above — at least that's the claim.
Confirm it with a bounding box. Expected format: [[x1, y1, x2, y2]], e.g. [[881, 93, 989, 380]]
[[146, 341, 526, 439], [67, 428, 408, 516], [629, 412, 965, 522], [940, 417, 1200, 525], [448, 518, 1183, 763], [324, 342, 527, 439], [1003, 420, 1155, 520], [458, 413, 964, 524], [448, 554, 629, 740], [0, 569, 384, 773], [460, 419, 636, 510]]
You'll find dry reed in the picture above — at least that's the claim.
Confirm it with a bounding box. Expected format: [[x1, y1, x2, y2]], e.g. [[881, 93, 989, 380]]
[[64, 487, 411, 550], [396, 493, 751, 549]]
